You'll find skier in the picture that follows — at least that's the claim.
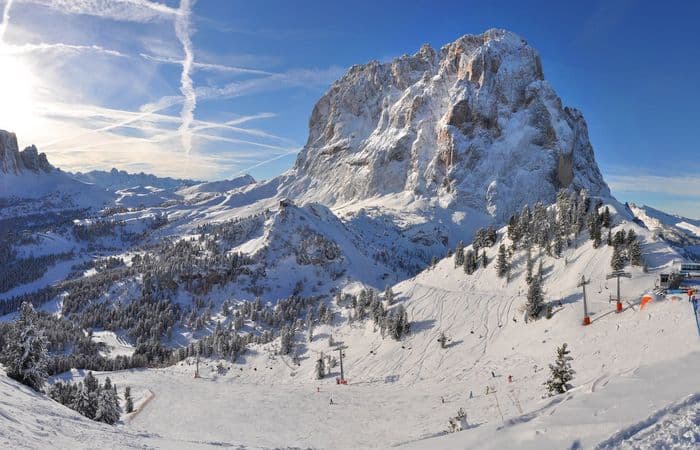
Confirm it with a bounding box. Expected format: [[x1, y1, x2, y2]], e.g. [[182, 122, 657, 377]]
[[469, 390, 473, 399], [329, 398, 334, 405], [316, 386, 320, 393], [491, 371, 496, 378], [441, 396, 445, 404], [508, 375, 513, 383]]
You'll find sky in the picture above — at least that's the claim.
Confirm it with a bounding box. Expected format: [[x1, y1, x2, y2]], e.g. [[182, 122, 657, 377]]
[[0, 0, 698, 218]]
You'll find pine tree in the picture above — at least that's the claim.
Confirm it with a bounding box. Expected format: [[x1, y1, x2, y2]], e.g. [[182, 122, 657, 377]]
[[611, 245, 626, 270], [385, 304, 410, 341], [315, 355, 325, 379], [545, 343, 575, 395], [447, 407, 468, 433], [507, 214, 521, 247], [526, 273, 544, 320], [4, 302, 48, 391], [553, 233, 563, 258], [279, 325, 294, 355], [124, 386, 134, 413], [628, 239, 643, 266], [588, 211, 602, 248], [72, 383, 96, 419], [384, 286, 395, 305], [94, 387, 121, 425], [84, 371, 99, 393], [496, 244, 508, 278], [454, 241, 465, 268], [481, 250, 488, 268], [525, 248, 534, 285], [601, 207, 611, 228]]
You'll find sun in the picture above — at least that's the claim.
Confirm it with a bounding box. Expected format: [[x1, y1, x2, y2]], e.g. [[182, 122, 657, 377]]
[[0, 53, 35, 132]]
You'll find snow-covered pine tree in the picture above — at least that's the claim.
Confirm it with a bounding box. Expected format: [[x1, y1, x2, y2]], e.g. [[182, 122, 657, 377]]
[[84, 371, 99, 393], [447, 407, 468, 433], [553, 232, 563, 258], [306, 310, 314, 343], [385, 304, 410, 341], [588, 210, 602, 248], [611, 245, 626, 270], [279, 324, 294, 355], [438, 331, 448, 349], [384, 286, 395, 305], [496, 244, 508, 278], [628, 239, 643, 267], [507, 214, 521, 247], [481, 250, 488, 268], [464, 250, 477, 275], [601, 206, 611, 228], [454, 241, 465, 268], [525, 248, 534, 285], [315, 354, 325, 380], [526, 272, 544, 320], [94, 386, 121, 425], [72, 382, 96, 419], [4, 302, 48, 391], [545, 343, 575, 395], [518, 205, 532, 247], [124, 386, 134, 413]]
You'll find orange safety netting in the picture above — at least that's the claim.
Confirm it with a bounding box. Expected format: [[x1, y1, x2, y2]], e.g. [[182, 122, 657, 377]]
[[640, 295, 654, 310]]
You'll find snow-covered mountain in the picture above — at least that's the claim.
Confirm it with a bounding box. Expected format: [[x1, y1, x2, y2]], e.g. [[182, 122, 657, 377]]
[[629, 203, 700, 259], [281, 29, 609, 220], [71, 167, 198, 191]]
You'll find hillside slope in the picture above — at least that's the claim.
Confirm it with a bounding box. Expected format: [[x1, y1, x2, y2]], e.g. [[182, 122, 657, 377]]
[[64, 201, 699, 449]]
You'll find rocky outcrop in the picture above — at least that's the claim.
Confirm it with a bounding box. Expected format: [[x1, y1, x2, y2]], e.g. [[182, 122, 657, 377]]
[[0, 130, 54, 175], [281, 29, 610, 221]]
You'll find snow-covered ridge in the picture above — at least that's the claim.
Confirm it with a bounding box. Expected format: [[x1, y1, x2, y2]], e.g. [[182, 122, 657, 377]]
[[71, 167, 198, 191], [629, 203, 700, 259]]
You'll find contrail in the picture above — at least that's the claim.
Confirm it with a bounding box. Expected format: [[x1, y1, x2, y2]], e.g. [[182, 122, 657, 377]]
[[175, 0, 195, 154], [0, 0, 15, 44], [229, 148, 301, 178]]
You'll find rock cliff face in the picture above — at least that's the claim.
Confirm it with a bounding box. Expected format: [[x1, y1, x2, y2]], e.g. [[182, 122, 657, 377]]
[[0, 130, 53, 175], [282, 29, 609, 220]]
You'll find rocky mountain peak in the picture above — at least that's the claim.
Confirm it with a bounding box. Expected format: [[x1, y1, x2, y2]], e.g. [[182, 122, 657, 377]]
[[0, 130, 54, 175], [283, 29, 609, 221]]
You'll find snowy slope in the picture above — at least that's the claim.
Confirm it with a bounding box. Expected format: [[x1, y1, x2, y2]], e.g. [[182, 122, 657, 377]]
[[43, 203, 698, 449], [0, 369, 227, 449]]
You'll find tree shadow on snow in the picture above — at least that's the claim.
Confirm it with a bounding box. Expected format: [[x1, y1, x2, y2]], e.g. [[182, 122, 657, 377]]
[[445, 339, 464, 349], [410, 319, 436, 333]]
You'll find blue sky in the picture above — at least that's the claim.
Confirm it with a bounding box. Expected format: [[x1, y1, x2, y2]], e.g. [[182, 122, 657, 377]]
[[0, 0, 698, 218]]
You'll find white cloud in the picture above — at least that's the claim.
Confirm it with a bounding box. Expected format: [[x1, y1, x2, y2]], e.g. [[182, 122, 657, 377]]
[[195, 66, 345, 101], [21, 0, 178, 23], [607, 173, 700, 199]]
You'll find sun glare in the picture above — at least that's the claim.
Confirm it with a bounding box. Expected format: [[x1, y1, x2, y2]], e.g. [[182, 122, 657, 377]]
[[0, 53, 35, 132]]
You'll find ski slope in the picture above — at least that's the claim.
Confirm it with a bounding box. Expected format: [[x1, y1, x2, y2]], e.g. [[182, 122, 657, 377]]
[[0, 369, 221, 449], [43, 210, 699, 449]]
